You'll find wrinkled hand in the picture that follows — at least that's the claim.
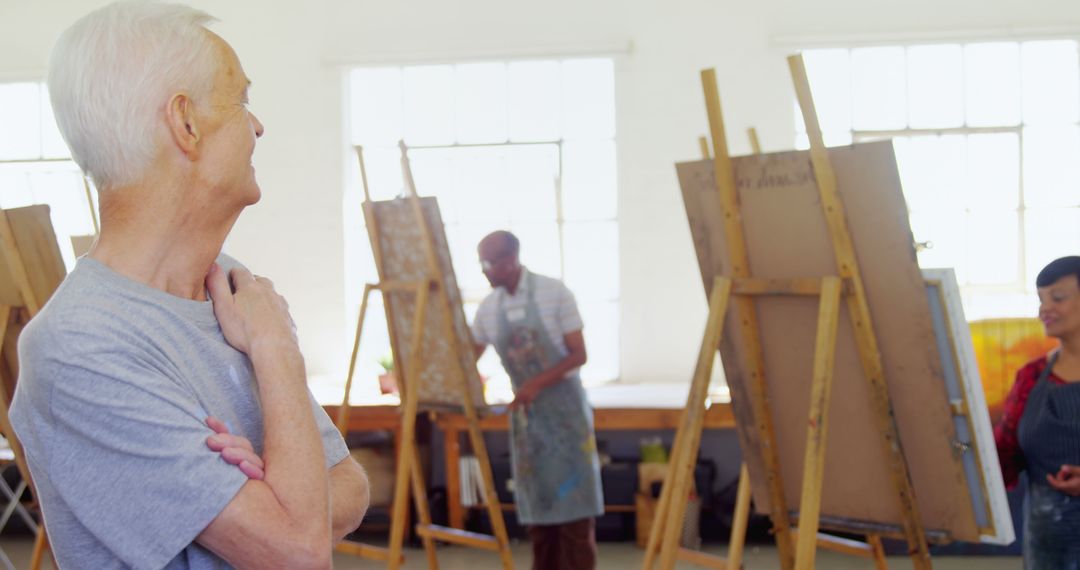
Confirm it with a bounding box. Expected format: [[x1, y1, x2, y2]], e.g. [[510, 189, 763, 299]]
[[205, 263, 297, 355], [508, 380, 541, 411], [206, 417, 265, 480], [1047, 465, 1080, 496]]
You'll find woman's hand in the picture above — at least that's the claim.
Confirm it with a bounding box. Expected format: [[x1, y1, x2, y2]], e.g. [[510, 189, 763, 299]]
[[1047, 465, 1080, 496]]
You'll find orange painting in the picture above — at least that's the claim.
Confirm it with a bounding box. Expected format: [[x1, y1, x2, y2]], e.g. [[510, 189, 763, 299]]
[[970, 318, 1059, 423]]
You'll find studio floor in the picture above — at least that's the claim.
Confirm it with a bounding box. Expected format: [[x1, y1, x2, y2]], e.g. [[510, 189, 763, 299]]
[[0, 537, 1021, 569]]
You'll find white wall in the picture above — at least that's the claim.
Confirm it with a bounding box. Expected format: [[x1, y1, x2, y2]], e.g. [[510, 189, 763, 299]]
[[3, 0, 1080, 383]]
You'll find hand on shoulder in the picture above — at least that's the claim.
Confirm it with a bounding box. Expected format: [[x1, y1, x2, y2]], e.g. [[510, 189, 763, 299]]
[[205, 263, 298, 356]]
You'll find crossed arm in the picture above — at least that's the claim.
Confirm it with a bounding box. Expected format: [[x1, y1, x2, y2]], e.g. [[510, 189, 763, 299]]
[[194, 265, 369, 568]]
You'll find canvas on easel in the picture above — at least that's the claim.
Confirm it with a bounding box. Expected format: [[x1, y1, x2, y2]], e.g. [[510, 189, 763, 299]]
[[0, 204, 67, 570], [365, 197, 485, 410], [644, 57, 1012, 570], [676, 132, 1013, 546], [335, 143, 513, 570]]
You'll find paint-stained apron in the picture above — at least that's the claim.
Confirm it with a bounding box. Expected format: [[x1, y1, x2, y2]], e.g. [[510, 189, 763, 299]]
[[493, 273, 604, 525], [1018, 351, 1080, 569]]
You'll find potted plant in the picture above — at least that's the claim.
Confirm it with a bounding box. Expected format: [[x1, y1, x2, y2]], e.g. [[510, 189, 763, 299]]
[[377, 354, 398, 395]]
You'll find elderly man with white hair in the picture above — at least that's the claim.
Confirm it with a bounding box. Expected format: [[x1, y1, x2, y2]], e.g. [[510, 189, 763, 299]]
[[8, 2, 369, 568]]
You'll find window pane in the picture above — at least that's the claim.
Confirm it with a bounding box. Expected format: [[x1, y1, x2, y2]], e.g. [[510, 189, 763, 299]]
[[579, 300, 618, 385], [505, 145, 558, 223], [1025, 207, 1080, 290], [964, 43, 1021, 127], [403, 65, 455, 145], [345, 59, 619, 383], [350, 68, 403, 146], [894, 135, 966, 212], [561, 59, 615, 140], [823, 131, 853, 147], [851, 47, 907, 130], [31, 169, 92, 270], [455, 63, 507, 144], [362, 146, 405, 201], [966, 133, 1019, 210], [34, 169, 94, 236], [563, 221, 619, 301], [804, 49, 852, 135], [0, 83, 42, 159], [451, 148, 510, 223], [1022, 41, 1080, 125], [910, 209, 966, 281], [508, 61, 560, 141], [907, 44, 964, 129], [0, 167, 34, 208], [1023, 126, 1080, 208], [410, 149, 457, 222], [963, 291, 1037, 321], [562, 140, 616, 221], [966, 210, 1019, 285], [513, 223, 561, 278]]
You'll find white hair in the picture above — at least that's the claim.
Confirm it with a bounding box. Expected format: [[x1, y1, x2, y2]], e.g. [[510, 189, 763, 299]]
[[48, 1, 219, 190]]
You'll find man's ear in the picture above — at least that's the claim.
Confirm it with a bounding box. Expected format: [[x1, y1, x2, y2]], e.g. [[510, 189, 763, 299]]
[[166, 93, 200, 159]]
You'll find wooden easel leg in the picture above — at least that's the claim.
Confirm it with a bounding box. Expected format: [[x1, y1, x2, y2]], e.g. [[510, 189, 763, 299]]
[[332, 283, 407, 563], [868, 534, 888, 570], [29, 525, 46, 570], [0, 306, 51, 569], [641, 418, 685, 570], [721, 130, 755, 570], [409, 444, 439, 570], [445, 427, 464, 530], [793, 277, 842, 570], [700, 68, 796, 570], [387, 284, 430, 570], [726, 463, 752, 569], [787, 55, 931, 569], [336, 284, 375, 436], [656, 382, 709, 569], [655, 277, 732, 570], [388, 413, 416, 570], [461, 399, 514, 569]]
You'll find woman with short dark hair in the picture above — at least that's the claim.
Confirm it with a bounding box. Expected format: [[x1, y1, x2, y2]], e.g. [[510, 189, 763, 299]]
[[995, 255, 1080, 568]]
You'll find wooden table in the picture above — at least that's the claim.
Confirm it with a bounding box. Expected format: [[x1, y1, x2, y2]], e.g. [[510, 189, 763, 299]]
[[323, 403, 402, 435], [431, 404, 736, 530]]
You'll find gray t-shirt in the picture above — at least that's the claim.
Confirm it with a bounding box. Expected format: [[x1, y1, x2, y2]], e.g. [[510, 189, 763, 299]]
[[9, 255, 349, 569]]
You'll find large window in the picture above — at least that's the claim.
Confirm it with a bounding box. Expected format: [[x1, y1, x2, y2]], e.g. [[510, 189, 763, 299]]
[[0, 81, 98, 270], [345, 59, 619, 402], [801, 41, 1080, 319]]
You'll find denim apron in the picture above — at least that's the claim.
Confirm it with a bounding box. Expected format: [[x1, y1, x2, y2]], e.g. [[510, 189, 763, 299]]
[[493, 272, 604, 525], [1018, 351, 1080, 569]]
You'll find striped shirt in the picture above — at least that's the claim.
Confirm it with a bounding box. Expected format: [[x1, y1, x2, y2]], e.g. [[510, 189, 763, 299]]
[[471, 269, 584, 362]]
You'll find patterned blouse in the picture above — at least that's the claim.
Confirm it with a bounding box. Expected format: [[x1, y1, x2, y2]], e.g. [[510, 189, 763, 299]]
[[994, 354, 1065, 489]]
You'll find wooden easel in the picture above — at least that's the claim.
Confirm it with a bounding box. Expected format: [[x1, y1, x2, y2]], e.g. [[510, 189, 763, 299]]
[[0, 205, 67, 570], [643, 56, 932, 570], [699, 129, 888, 570], [336, 143, 515, 570]]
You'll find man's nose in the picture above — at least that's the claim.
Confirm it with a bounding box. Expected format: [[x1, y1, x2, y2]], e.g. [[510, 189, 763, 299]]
[[252, 113, 265, 138]]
